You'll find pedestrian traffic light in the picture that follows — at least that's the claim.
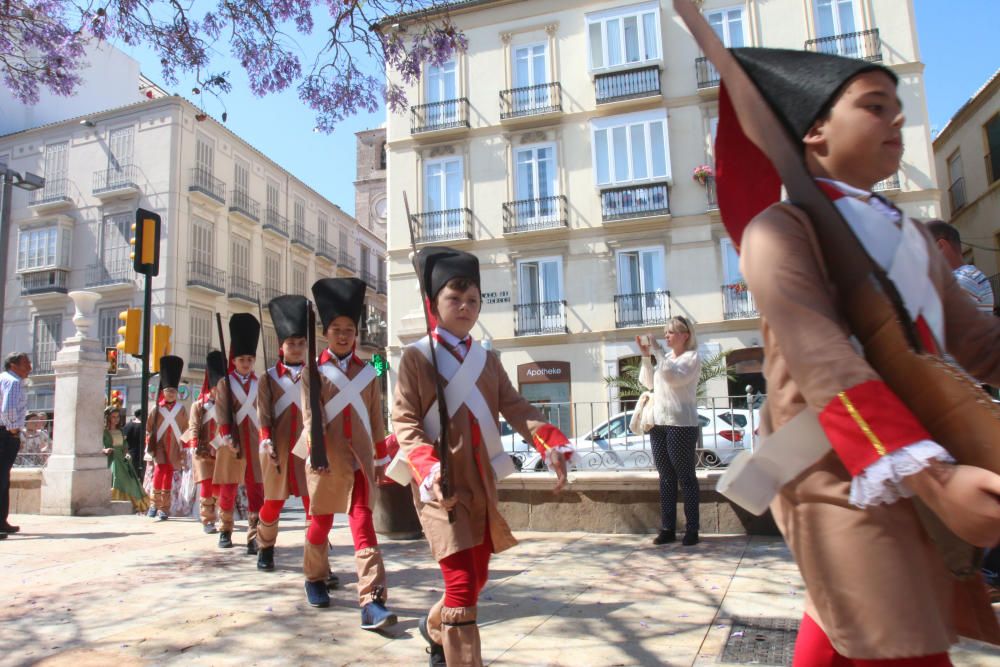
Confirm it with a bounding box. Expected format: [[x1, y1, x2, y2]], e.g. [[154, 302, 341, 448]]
[[131, 208, 161, 276], [371, 353, 389, 377], [151, 324, 172, 373], [116, 308, 141, 356], [105, 347, 119, 375]]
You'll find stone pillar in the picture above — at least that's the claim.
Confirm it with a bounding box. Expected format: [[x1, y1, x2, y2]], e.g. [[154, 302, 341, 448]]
[[40, 290, 111, 516]]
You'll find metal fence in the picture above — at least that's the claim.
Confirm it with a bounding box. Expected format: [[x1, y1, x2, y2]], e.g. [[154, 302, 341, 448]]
[[502, 396, 762, 473]]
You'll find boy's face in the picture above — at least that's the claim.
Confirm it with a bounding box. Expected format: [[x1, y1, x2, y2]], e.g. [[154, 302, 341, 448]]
[[162, 388, 178, 402], [325, 316, 357, 357], [233, 355, 255, 375], [432, 283, 481, 339], [803, 70, 904, 189], [281, 336, 307, 364]]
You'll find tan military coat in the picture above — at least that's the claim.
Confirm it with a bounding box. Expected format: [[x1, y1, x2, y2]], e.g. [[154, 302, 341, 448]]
[[301, 352, 385, 516], [258, 362, 308, 500], [742, 202, 1000, 659], [184, 397, 218, 484], [214, 372, 262, 486], [392, 341, 549, 562], [145, 400, 188, 468]]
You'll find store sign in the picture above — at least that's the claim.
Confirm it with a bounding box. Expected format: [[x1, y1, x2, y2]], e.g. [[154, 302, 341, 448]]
[[517, 361, 571, 384], [481, 289, 511, 305]]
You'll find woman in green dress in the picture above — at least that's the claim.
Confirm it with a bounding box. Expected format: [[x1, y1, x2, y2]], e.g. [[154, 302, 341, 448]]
[[104, 407, 150, 513]]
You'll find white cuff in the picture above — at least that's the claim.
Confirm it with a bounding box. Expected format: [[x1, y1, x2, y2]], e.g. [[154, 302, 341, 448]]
[[545, 446, 575, 471], [374, 455, 391, 467], [848, 440, 955, 508], [419, 462, 441, 503], [259, 438, 273, 453]]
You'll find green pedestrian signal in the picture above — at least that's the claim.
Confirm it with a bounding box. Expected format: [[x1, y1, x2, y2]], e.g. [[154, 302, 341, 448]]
[[371, 353, 389, 376]]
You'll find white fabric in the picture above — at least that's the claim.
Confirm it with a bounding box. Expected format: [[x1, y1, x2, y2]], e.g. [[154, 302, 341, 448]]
[[419, 462, 442, 503], [259, 438, 273, 453], [228, 374, 260, 430], [374, 455, 391, 467], [628, 391, 656, 435], [318, 361, 377, 440], [849, 440, 954, 507], [156, 402, 184, 441], [202, 401, 225, 450], [385, 335, 516, 486], [638, 350, 701, 427], [268, 367, 303, 418]]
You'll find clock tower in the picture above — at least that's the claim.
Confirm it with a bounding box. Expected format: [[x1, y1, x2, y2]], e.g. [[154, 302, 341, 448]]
[[354, 127, 387, 244]]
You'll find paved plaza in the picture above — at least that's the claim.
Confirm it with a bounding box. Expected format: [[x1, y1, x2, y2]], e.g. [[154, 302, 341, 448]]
[[2, 512, 1000, 667]]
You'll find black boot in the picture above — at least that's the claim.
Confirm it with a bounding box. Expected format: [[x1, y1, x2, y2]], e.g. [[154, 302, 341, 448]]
[[419, 615, 446, 666], [218, 531, 233, 549], [246, 537, 258, 556], [257, 546, 274, 571], [653, 529, 675, 545], [682, 530, 699, 546]]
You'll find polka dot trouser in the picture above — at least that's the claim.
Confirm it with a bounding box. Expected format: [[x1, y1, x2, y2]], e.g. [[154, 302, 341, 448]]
[[649, 425, 700, 532]]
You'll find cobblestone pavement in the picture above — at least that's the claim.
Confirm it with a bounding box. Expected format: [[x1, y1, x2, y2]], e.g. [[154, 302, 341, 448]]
[[2, 513, 999, 666]]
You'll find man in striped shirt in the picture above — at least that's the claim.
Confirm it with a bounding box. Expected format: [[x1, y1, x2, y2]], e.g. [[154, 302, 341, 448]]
[[927, 220, 995, 313], [0, 352, 32, 536]]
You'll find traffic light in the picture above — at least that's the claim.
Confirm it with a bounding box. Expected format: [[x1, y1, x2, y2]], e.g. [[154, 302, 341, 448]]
[[151, 324, 172, 373], [116, 308, 141, 356], [105, 347, 119, 375], [371, 353, 389, 377], [131, 208, 161, 276]]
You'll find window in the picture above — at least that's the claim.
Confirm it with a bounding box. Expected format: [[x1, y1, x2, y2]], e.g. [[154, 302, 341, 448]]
[[266, 178, 280, 214], [720, 238, 742, 285], [44, 142, 68, 180], [986, 114, 1000, 185], [587, 2, 661, 71], [617, 247, 665, 295], [815, 0, 857, 37], [948, 151, 966, 211], [515, 144, 558, 211], [293, 262, 307, 296], [108, 126, 134, 171], [264, 250, 282, 293], [99, 212, 132, 271], [196, 133, 215, 174], [360, 245, 371, 276], [98, 307, 122, 351], [591, 110, 671, 186], [191, 218, 214, 267], [706, 6, 746, 48], [17, 225, 70, 271], [33, 314, 62, 374], [190, 307, 213, 359], [339, 228, 349, 253], [317, 212, 329, 243], [518, 257, 562, 305], [377, 255, 386, 286], [425, 60, 459, 126], [379, 142, 387, 170], [294, 196, 306, 227], [234, 157, 250, 195], [424, 157, 463, 212], [231, 236, 250, 280], [263, 326, 279, 362]]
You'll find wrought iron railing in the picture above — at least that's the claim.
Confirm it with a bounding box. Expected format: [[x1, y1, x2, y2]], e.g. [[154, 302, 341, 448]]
[[20, 269, 69, 295], [805, 28, 882, 62], [263, 208, 289, 236], [600, 182, 670, 221], [500, 82, 563, 119], [614, 291, 670, 328], [261, 286, 283, 305], [85, 260, 133, 287], [188, 260, 226, 292], [228, 275, 260, 303], [595, 65, 661, 104], [29, 178, 71, 206], [188, 344, 212, 370], [360, 329, 387, 348], [949, 177, 967, 212], [502, 195, 568, 234], [229, 189, 260, 222], [515, 300, 568, 336], [872, 173, 901, 192], [188, 167, 226, 203], [360, 268, 377, 287], [722, 284, 759, 320], [377, 278, 387, 295], [411, 98, 470, 134], [291, 223, 315, 249], [705, 175, 719, 210], [316, 239, 337, 262], [338, 249, 357, 272], [695, 57, 720, 89], [410, 208, 474, 243], [93, 164, 139, 194]]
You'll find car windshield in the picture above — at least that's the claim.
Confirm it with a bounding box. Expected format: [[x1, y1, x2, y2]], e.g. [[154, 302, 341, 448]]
[[499, 421, 514, 436], [719, 413, 748, 428]]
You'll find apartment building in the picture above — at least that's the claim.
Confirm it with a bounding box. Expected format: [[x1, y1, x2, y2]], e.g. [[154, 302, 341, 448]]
[[933, 69, 1000, 282], [382, 0, 938, 421], [0, 94, 387, 413]]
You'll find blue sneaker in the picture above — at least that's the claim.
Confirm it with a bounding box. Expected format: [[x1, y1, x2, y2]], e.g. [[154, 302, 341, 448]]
[[304, 580, 330, 608], [146, 506, 157, 518], [360, 600, 397, 631], [156, 510, 168, 521]]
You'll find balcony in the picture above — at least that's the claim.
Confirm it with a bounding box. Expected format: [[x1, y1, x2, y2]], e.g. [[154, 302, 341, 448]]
[[84, 260, 134, 290], [377, 277, 387, 295], [20, 269, 69, 297], [695, 57, 720, 91], [187, 260, 226, 294], [705, 176, 719, 210], [614, 291, 670, 328], [335, 250, 355, 274], [410, 208, 474, 244], [595, 65, 661, 105], [291, 223, 315, 250], [263, 208, 289, 237], [188, 167, 226, 206], [360, 268, 377, 288], [28, 178, 72, 212], [873, 173, 901, 193], [316, 239, 338, 263], [503, 195, 568, 234], [515, 301, 568, 336], [987, 153, 998, 186], [229, 190, 260, 224], [411, 98, 470, 135], [92, 164, 140, 199], [722, 283, 759, 320], [805, 28, 882, 62], [228, 275, 260, 303], [600, 182, 670, 222], [360, 329, 387, 349], [261, 286, 283, 305], [949, 177, 967, 213], [500, 82, 562, 122]]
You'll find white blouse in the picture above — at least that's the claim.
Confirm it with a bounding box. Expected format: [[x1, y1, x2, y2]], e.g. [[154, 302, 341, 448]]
[[639, 349, 701, 427]]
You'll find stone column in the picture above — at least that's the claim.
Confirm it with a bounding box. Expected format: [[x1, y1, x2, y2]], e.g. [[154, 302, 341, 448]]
[[40, 290, 111, 516]]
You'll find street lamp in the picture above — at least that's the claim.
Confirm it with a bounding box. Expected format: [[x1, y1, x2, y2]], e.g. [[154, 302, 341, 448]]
[[0, 165, 46, 353]]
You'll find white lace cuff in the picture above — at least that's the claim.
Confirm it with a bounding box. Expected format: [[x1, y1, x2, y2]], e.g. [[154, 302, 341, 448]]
[[545, 446, 575, 471], [419, 462, 441, 503], [848, 440, 954, 508], [374, 455, 391, 467], [258, 438, 273, 453]]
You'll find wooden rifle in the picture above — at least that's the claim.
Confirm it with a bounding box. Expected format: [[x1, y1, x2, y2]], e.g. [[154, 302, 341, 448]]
[[306, 302, 329, 471], [216, 313, 241, 460]]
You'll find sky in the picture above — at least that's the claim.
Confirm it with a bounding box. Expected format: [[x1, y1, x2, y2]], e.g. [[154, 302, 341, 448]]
[[119, 0, 1000, 217]]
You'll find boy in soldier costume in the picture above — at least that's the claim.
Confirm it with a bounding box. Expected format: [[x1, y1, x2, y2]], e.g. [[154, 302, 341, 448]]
[[185, 350, 227, 534], [145, 355, 188, 521]]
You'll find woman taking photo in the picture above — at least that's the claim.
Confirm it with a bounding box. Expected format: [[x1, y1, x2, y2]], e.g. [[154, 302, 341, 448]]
[[103, 407, 150, 513], [638, 316, 702, 546]]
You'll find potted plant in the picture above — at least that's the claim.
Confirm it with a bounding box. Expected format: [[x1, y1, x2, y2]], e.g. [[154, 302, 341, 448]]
[[692, 164, 714, 186]]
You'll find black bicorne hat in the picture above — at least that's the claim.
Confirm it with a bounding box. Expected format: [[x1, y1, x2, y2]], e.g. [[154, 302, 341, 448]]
[[158, 355, 184, 390], [268, 294, 308, 342], [416, 246, 480, 301], [311, 278, 367, 329], [229, 313, 260, 358]]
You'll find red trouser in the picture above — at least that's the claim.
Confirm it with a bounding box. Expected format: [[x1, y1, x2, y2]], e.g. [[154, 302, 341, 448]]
[[793, 614, 952, 667], [153, 463, 174, 491], [200, 479, 219, 499], [218, 483, 237, 511], [244, 461, 264, 513], [306, 469, 377, 550], [439, 528, 494, 608], [259, 457, 306, 523]]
